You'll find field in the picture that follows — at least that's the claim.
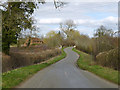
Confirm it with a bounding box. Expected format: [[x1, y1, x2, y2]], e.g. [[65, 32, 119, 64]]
[[2, 45, 61, 72]]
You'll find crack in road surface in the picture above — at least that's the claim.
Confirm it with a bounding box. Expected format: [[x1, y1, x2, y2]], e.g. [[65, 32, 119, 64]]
[[17, 47, 118, 88]]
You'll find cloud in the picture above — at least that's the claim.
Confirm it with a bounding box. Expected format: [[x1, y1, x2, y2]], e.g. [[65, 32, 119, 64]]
[[103, 16, 117, 22], [32, 2, 118, 37], [44, 0, 119, 2], [38, 18, 62, 24], [36, 16, 117, 29], [75, 16, 117, 28], [33, 2, 117, 19]]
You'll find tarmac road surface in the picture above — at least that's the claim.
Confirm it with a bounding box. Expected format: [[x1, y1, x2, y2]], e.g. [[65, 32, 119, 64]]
[[17, 47, 118, 88]]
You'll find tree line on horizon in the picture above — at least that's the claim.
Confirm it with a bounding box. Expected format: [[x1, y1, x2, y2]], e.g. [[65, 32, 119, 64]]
[[42, 20, 119, 70], [1, 1, 119, 71]]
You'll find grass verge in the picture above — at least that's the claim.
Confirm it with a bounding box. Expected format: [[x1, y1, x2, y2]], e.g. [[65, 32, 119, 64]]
[[72, 48, 119, 85], [2, 47, 66, 88]]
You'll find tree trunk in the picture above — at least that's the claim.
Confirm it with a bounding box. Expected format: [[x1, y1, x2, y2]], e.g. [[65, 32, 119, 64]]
[[2, 41, 10, 55]]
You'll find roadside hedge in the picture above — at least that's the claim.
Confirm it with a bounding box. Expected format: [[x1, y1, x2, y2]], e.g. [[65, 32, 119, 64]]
[[96, 48, 118, 70], [2, 49, 61, 72]]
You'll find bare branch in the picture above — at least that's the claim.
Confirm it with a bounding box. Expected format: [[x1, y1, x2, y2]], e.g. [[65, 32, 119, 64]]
[[53, 0, 67, 9]]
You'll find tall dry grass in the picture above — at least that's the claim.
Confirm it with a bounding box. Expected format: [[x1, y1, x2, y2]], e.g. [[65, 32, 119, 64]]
[[2, 53, 12, 72], [2, 47, 61, 72]]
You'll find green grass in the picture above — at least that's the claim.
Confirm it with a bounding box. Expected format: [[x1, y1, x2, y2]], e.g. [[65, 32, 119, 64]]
[[72, 48, 119, 85], [2, 47, 66, 88]]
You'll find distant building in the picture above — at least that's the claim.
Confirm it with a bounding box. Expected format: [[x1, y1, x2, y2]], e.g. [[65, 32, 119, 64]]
[[24, 37, 44, 47]]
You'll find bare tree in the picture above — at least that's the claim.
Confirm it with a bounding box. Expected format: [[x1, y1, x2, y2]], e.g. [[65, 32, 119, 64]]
[[60, 20, 76, 38]]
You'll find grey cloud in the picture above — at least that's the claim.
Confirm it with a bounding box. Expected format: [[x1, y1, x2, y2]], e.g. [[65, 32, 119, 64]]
[[32, 2, 118, 36]]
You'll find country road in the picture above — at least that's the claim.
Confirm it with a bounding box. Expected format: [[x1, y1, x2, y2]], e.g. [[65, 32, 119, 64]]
[[17, 47, 118, 88]]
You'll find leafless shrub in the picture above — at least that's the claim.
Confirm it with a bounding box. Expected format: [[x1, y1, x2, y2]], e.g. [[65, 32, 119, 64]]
[[2, 48, 61, 72], [96, 48, 118, 70], [2, 53, 12, 72]]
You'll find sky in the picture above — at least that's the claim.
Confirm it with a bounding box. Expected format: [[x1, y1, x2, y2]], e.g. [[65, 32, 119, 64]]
[[32, 0, 118, 37]]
